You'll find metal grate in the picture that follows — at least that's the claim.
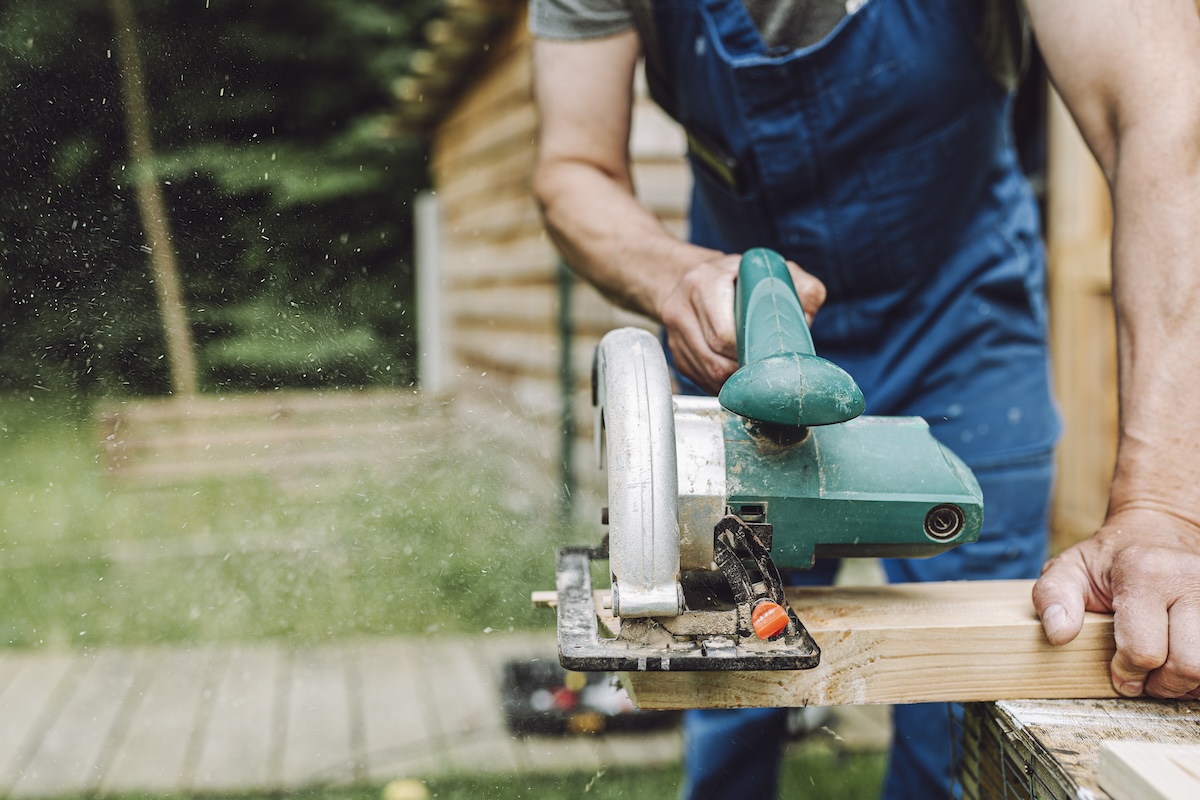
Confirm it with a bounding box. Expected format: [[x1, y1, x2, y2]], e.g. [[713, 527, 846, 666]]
[[952, 703, 1071, 800]]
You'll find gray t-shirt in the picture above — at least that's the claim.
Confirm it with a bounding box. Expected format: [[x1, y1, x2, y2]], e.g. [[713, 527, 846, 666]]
[[529, 0, 851, 51]]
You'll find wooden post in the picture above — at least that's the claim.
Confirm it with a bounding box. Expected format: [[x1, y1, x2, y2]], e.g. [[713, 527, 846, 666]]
[[111, 0, 199, 397], [1046, 88, 1116, 553]]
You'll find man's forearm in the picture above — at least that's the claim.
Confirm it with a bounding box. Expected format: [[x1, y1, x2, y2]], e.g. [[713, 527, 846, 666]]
[[533, 157, 719, 323], [1107, 123, 1200, 528], [1025, 0, 1200, 528]]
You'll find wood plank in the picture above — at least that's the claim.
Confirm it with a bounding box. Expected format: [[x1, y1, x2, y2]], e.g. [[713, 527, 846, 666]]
[[444, 234, 558, 288], [414, 637, 521, 773], [10, 649, 146, 798], [570, 282, 657, 334], [470, 631, 610, 775], [279, 647, 358, 787], [604, 580, 1120, 709], [448, 284, 559, 329], [442, 180, 540, 232], [99, 388, 425, 425], [435, 127, 535, 201], [1046, 85, 1118, 557], [433, 102, 537, 180], [630, 96, 687, 160], [355, 639, 443, 781], [1046, 89, 1112, 260], [631, 160, 692, 214], [1048, 276, 1118, 549], [0, 650, 30, 708], [0, 652, 79, 793], [98, 390, 446, 485], [112, 419, 440, 458], [444, 188, 543, 243], [453, 327, 596, 383], [189, 645, 281, 792], [437, 29, 531, 144], [435, 142, 536, 211], [110, 443, 434, 486], [599, 730, 681, 770], [102, 647, 214, 794], [1098, 742, 1200, 800]]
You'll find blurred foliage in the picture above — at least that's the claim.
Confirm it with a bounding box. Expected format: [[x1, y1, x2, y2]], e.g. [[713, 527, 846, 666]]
[[0, 0, 441, 395]]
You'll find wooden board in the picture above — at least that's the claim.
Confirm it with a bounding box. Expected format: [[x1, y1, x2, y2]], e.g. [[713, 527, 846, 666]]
[[1046, 86, 1119, 554], [97, 390, 444, 486], [1098, 742, 1200, 800], [541, 580, 1121, 709]]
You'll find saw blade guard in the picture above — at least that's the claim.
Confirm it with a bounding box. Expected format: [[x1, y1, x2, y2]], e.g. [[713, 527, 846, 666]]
[[593, 327, 684, 618]]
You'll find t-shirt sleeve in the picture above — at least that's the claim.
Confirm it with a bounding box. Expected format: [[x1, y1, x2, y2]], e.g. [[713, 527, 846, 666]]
[[528, 0, 634, 40]]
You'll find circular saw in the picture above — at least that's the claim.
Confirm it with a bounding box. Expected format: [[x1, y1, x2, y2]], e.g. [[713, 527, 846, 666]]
[[556, 248, 983, 672]]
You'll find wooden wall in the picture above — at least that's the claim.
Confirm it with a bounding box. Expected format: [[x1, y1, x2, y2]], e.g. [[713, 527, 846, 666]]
[[427, 10, 691, 516], [1045, 90, 1118, 553]]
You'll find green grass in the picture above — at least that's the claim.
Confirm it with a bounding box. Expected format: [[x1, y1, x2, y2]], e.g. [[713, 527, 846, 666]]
[[419, 749, 885, 799], [0, 391, 581, 649], [60, 747, 882, 800]]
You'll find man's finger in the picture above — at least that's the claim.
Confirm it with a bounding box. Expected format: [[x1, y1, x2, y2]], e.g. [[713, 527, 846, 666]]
[[692, 276, 737, 361], [1031, 553, 1090, 646], [1145, 598, 1200, 698], [667, 324, 735, 396], [1110, 593, 1169, 697], [784, 261, 826, 323]]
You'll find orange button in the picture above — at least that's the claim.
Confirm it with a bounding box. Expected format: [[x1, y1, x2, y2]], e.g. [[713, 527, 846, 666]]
[[751, 601, 789, 640]]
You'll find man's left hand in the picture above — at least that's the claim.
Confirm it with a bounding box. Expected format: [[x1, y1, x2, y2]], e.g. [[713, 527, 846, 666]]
[[1032, 508, 1200, 699]]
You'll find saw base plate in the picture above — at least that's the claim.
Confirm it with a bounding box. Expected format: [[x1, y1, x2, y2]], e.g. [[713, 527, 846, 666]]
[[556, 546, 821, 672]]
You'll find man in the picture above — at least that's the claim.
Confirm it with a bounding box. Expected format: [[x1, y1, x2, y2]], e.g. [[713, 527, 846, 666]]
[[530, 1, 1200, 797]]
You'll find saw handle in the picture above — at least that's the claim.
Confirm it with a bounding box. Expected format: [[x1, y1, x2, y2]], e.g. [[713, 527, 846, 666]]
[[733, 247, 816, 365], [719, 248, 865, 427]]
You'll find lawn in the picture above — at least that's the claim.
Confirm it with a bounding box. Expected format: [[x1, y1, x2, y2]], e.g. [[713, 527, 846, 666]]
[[422, 749, 885, 798], [0, 391, 575, 648], [77, 748, 884, 800]]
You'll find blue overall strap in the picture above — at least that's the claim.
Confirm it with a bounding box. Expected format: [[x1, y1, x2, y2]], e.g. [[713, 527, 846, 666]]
[[644, 0, 1059, 466]]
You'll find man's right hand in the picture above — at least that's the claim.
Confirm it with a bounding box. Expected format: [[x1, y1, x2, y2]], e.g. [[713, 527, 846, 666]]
[[531, 34, 825, 396], [657, 254, 826, 396]]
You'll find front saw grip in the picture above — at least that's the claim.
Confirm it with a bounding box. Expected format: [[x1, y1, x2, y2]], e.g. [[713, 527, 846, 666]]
[[556, 520, 820, 672]]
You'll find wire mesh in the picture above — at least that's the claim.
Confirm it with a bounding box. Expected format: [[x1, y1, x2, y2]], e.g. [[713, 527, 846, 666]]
[[952, 703, 1070, 800]]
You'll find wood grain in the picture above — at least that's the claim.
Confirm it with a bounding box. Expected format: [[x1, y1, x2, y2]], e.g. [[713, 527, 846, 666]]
[[589, 580, 1121, 709], [1098, 741, 1200, 800]]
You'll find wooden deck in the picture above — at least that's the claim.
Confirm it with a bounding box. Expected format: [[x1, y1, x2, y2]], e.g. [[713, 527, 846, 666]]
[[0, 633, 888, 797]]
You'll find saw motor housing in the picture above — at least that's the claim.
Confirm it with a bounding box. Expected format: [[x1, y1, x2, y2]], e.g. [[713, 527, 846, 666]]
[[557, 249, 983, 672]]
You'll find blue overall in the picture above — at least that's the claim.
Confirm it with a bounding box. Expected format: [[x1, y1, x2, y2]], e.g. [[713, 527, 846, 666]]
[[644, 0, 1062, 797]]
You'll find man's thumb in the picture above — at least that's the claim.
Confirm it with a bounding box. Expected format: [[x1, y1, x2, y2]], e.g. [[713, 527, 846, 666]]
[[1032, 558, 1089, 646]]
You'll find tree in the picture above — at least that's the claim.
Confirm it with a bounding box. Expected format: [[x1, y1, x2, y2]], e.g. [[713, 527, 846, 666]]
[[110, 0, 198, 396]]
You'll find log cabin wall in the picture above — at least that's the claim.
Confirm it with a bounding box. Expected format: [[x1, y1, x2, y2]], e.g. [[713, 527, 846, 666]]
[[422, 6, 691, 519], [1045, 90, 1117, 554]]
